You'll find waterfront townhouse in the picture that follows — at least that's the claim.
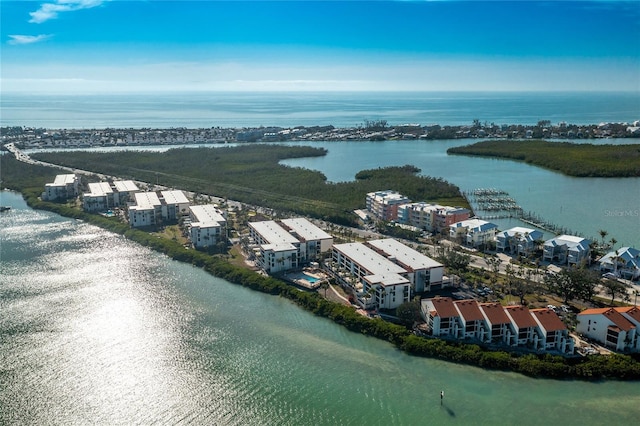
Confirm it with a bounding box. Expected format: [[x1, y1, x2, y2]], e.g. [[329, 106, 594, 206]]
[[543, 235, 591, 266], [331, 242, 410, 310], [422, 298, 572, 353], [82, 182, 114, 212], [365, 190, 411, 222], [367, 238, 445, 292], [531, 308, 574, 353], [280, 217, 334, 262], [449, 218, 498, 248], [421, 297, 461, 338], [128, 191, 162, 227], [188, 204, 227, 249], [453, 299, 488, 341], [396, 202, 470, 234], [496, 227, 544, 256], [598, 247, 640, 280], [43, 174, 79, 201], [249, 220, 302, 274], [479, 302, 516, 345], [577, 307, 639, 352], [505, 305, 542, 348]]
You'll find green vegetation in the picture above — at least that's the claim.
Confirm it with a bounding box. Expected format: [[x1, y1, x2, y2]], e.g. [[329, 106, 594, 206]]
[[447, 140, 640, 177], [30, 145, 469, 225], [3, 155, 639, 380]]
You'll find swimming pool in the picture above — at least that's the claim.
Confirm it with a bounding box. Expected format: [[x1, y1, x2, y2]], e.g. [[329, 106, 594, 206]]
[[302, 273, 318, 283]]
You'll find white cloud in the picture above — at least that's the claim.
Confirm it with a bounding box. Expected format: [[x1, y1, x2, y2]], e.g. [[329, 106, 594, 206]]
[[7, 34, 52, 45], [29, 0, 106, 24], [2, 57, 638, 93]]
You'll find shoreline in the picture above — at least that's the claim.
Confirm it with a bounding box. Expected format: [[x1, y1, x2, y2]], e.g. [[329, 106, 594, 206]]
[[4, 185, 639, 381], [3, 121, 639, 151]]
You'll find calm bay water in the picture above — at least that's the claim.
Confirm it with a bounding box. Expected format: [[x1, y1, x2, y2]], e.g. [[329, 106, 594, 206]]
[[2, 91, 639, 129], [280, 139, 640, 247], [1, 190, 640, 425]]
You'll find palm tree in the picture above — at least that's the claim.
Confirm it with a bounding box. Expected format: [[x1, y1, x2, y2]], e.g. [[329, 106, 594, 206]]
[[598, 229, 608, 247], [320, 281, 330, 298], [610, 237, 617, 250]]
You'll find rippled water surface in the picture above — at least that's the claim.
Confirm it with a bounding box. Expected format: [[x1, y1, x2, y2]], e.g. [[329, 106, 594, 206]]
[[1, 191, 639, 425]]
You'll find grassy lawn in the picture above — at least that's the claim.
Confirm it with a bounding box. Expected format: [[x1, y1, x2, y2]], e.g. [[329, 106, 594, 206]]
[[152, 225, 188, 245]]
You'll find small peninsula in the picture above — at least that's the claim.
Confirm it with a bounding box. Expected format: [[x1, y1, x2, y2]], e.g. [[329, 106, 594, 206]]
[[447, 140, 640, 177]]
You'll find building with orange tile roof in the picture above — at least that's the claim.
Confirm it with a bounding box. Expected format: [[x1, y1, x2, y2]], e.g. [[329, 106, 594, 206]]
[[531, 308, 574, 353], [505, 305, 541, 347], [577, 307, 639, 352], [454, 299, 488, 340], [421, 298, 574, 354], [479, 302, 516, 345], [421, 297, 461, 337]]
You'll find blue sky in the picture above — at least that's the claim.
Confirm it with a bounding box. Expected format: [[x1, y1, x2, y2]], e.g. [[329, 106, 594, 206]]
[[2, 1, 639, 92]]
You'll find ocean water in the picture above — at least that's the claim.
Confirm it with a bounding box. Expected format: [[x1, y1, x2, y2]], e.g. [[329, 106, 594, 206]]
[[1, 91, 639, 129], [2, 190, 640, 425]]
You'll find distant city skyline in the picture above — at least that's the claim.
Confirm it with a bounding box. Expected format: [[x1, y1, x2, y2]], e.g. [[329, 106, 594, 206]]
[[2, 0, 639, 93]]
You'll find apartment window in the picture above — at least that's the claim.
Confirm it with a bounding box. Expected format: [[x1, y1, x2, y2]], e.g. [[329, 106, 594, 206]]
[[606, 330, 619, 346], [518, 328, 528, 340], [440, 318, 451, 329], [466, 321, 477, 333], [492, 324, 502, 338]]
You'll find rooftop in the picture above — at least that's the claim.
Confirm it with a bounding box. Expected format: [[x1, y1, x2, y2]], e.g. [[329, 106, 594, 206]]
[[454, 299, 485, 322], [51, 174, 77, 185], [132, 191, 161, 209], [505, 305, 539, 329], [113, 180, 140, 192], [250, 220, 300, 245], [281, 217, 332, 241], [531, 308, 567, 332], [86, 182, 113, 197], [161, 190, 189, 205], [367, 238, 442, 270], [190, 204, 226, 227], [333, 242, 406, 276], [427, 297, 459, 318]]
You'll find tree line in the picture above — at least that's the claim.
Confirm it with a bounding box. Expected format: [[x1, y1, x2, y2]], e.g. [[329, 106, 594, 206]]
[[448, 140, 640, 177], [30, 145, 469, 225]]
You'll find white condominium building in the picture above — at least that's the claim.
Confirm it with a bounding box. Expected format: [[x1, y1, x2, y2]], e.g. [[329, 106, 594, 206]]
[[43, 174, 79, 201], [189, 204, 227, 248]]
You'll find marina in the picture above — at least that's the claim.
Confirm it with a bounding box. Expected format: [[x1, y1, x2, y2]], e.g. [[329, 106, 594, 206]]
[[463, 188, 599, 241]]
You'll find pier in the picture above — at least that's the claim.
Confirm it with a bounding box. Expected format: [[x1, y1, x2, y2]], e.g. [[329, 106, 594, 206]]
[[465, 188, 593, 240], [465, 188, 523, 218]]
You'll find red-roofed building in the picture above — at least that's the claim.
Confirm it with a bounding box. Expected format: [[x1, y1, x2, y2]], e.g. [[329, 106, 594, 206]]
[[618, 306, 640, 328], [531, 308, 574, 353], [420, 297, 461, 337], [577, 307, 639, 352], [421, 298, 575, 354], [505, 305, 541, 348], [479, 302, 516, 345], [454, 299, 488, 341]]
